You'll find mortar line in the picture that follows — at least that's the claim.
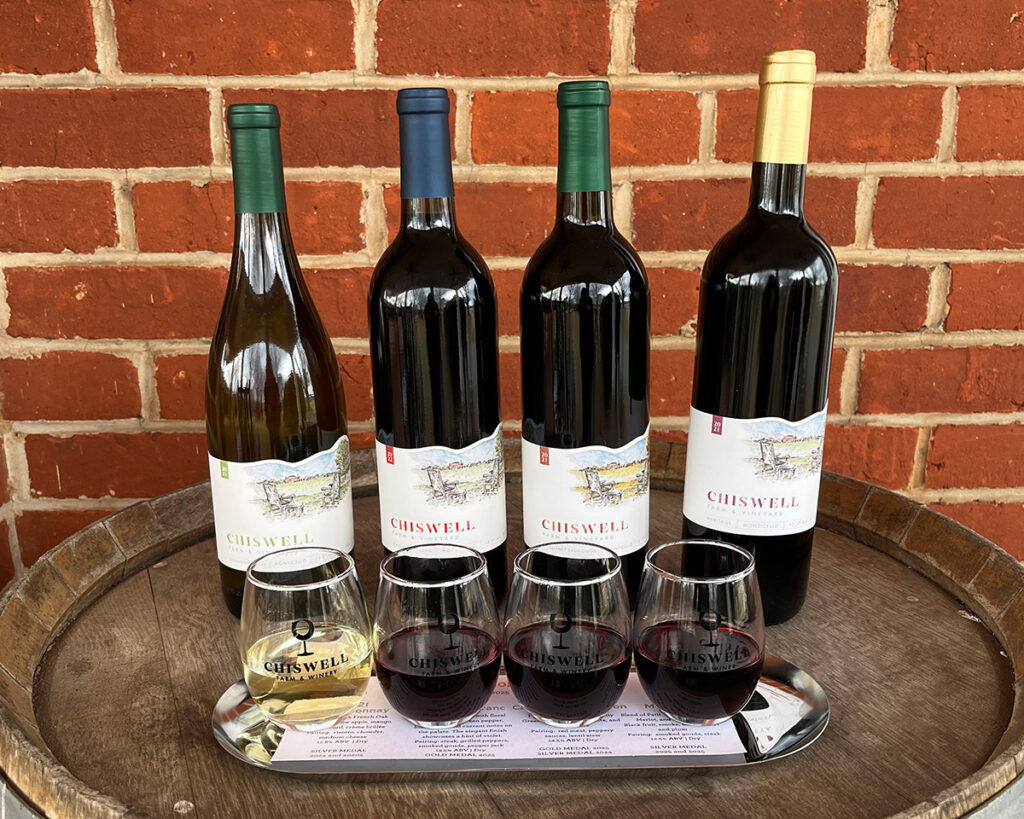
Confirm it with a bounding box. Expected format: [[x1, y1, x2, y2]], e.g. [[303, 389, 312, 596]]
[[353, 0, 381, 75], [208, 88, 228, 166], [839, 348, 862, 416], [853, 176, 879, 248], [938, 86, 959, 163], [454, 90, 473, 165], [925, 263, 953, 331], [864, 0, 899, 73], [697, 91, 717, 163], [89, 0, 122, 78], [909, 426, 932, 490], [111, 174, 138, 252]]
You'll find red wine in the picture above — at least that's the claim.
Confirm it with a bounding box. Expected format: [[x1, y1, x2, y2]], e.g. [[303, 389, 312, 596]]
[[634, 622, 763, 724], [207, 104, 353, 617], [681, 51, 837, 625], [376, 626, 501, 725], [504, 623, 630, 724], [520, 81, 650, 607], [369, 88, 507, 602]]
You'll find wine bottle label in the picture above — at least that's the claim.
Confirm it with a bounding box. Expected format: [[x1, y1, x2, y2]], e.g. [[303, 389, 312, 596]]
[[521, 426, 650, 556], [375, 423, 507, 553], [209, 436, 355, 571], [683, 406, 827, 536]]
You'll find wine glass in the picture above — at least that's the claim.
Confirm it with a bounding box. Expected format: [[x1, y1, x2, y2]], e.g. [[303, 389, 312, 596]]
[[373, 544, 502, 728], [503, 542, 632, 727], [240, 547, 373, 732], [633, 539, 765, 725]]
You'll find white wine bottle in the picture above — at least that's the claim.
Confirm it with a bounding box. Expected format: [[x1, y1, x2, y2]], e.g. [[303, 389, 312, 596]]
[[206, 103, 354, 617]]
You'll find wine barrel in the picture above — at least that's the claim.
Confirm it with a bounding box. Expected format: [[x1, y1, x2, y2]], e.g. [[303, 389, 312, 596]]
[[0, 441, 1022, 818]]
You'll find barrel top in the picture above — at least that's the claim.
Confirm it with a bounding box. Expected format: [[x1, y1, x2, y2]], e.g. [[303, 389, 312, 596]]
[[1, 441, 1023, 818]]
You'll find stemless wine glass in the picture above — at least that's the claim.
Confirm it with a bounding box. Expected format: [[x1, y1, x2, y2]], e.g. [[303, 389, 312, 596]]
[[374, 544, 502, 728], [633, 539, 765, 725], [503, 542, 632, 727], [241, 547, 373, 732]]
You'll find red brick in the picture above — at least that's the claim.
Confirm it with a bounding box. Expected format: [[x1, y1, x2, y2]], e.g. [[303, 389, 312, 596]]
[[154, 355, 206, 421], [860, 347, 1024, 414], [222, 90, 398, 167], [933, 502, 1024, 559], [500, 352, 521, 422], [0, 354, 140, 421], [651, 349, 695, 417], [947, 264, 1024, 331], [1, 0, 96, 74], [649, 268, 701, 336], [307, 268, 373, 338], [385, 183, 551, 257], [633, 177, 857, 251], [0, 89, 211, 168], [472, 91, 699, 167], [6, 267, 226, 340], [0, 522, 13, 589], [874, 178, 1024, 250], [16, 510, 109, 567], [134, 181, 364, 254], [337, 354, 374, 424], [156, 353, 374, 423], [492, 268, 523, 337], [835, 265, 930, 333], [651, 428, 687, 444], [716, 86, 944, 163], [114, 0, 354, 75], [350, 432, 376, 451], [376, 0, 609, 77], [828, 348, 846, 411], [926, 425, 1024, 489], [635, 0, 866, 74], [26, 433, 208, 499], [823, 425, 918, 490], [0, 182, 115, 252], [891, 0, 1024, 71], [957, 87, 1024, 161]]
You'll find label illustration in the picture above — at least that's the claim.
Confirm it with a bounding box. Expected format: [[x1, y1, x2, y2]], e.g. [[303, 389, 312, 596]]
[[376, 424, 506, 552], [521, 426, 650, 555], [209, 436, 354, 570], [683, 406, 826, 536]]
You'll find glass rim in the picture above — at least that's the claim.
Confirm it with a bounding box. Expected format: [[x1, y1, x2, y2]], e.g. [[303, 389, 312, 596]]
[[245, 547, 356, 592], [379, 543, 488, 588], [513, 541, 622, 587], [644, 539, 756, 585]]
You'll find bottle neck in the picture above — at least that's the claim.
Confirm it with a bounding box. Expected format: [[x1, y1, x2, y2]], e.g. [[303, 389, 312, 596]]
[[232, 212, 300, 295], [748, 162, 805, 217], [400, 196, 457, 232], [556, 190, 615, 230]]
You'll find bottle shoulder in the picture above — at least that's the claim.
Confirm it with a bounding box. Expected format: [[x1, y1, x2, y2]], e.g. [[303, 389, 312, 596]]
[[523, 225, 648, 293], [370, 229, 496, 303], [703, 213, 838, 286]]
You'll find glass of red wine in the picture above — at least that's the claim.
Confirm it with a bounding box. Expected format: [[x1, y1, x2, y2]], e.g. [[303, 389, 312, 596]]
[[503, 542, 632, 727], [373, 543, 502, 728], [633, 539, 765, 725]]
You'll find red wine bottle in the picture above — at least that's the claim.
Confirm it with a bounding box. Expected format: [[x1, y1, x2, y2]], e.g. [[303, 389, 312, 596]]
[[520, 81, 651, 607], [206, 104, 354, 617], [681, 51, 838, 625], [369, 88, 507, 601]]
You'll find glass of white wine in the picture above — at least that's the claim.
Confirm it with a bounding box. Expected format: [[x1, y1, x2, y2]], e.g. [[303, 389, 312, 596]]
[[241, 547, 373, 732]]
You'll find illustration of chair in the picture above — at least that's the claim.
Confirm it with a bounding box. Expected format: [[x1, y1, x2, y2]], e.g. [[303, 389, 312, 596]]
[[261, 481, 304, 517], [425, 467, 466, 504], [635, 461, 650, 496], [320, 472, 342, 507], [583, 467, 622, 505], [480, 462, 502, 495], [758, 440, 795, 478]]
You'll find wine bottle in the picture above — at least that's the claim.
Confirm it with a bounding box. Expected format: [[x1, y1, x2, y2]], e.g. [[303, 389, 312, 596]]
[[368, 88, 507, 601], [681, 50, 838, 625], [206, 103, 355, 617], [520, 80, 651, 607]]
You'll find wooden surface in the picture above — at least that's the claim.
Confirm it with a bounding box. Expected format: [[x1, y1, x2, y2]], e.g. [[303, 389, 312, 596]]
[[2, 443, 1024, 818]]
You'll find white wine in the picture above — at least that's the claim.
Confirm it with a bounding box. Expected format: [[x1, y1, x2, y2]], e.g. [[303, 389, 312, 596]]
[[244, 624, 372, 731]]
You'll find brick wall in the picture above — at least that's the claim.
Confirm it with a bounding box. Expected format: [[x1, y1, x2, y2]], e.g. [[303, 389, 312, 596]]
[[1, 0, 1023, 587]]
